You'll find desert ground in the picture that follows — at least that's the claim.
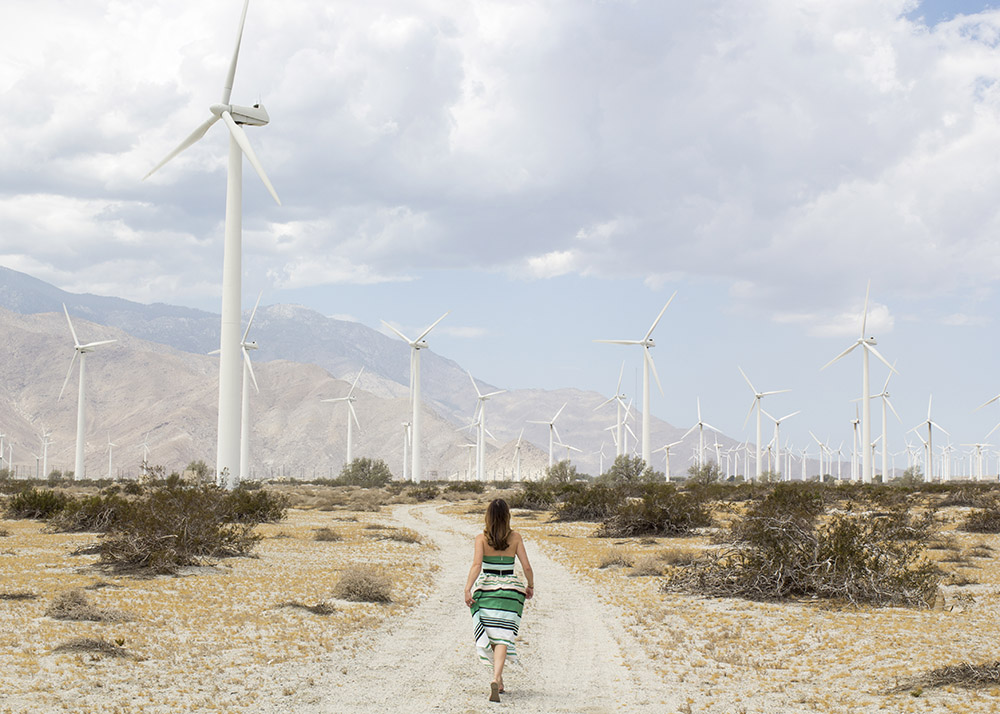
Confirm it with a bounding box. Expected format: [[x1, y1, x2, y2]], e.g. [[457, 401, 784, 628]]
[[1, 486, 998, 713]]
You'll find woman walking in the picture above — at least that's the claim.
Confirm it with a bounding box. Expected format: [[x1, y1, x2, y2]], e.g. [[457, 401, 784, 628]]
[[464, 498, 534, 702]]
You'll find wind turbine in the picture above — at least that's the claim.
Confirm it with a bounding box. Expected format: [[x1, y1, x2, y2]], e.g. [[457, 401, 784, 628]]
[[910, 396, 948, 482], [821, 281, 898, 484], [322, 368, 364, 466], [656, 440, 683, 482], [527, 403, 567, 469], [739, 366, 790, 482], [595, 292, 676, 467], [512, 428, 524, 481], [862, 364, 901, 482], [106, 434, 116, 480], [763, 408, 800, 481], [594, 362, 628, 457], [59, 305, 116, 481], [380, 312, 449, 483], [239, 293, 263, 482], [140, 432, 151, 479], [682, 398, 719, 468], [40, 430, 51, 481], [468, 372, 505, 481], [554, 441, 583, 463], [143, 0, 280, 489]]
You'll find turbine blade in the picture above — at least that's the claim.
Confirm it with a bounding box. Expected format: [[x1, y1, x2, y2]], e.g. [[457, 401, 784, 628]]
[[594, 395, 617, 410], [58, 352, 79, 401], [79, 339, 117, 349], [886, 397, 902, 424], [143, 115, 219, 180], [779, 410, 801, 422], [976, 394, 1000, 411], [348, 402, 360, 429], [743, 398, 756, 429], [866, 344, 898, 374], [701, 422, 720, 432], [62, 304, 80, 346], [243, 348, 259, 393], [242, 290, 263, 343], [551, 424, 562, 445], [594, 339, 641, 345], [646, 347, 664, 396], [483, 390, 505, 398], [415, 311, 450, 343], [616, 361, 625, 393], [738, 366, 756, 394], [861, 279, 871, 337], [467, 370, 482, 399], [380, 319, 412, 343], [552, 403, 567, 422], [645, 291, 676, 340], [986, 421, 1000, 440], [221, 0, 251, 105], [221, 111, 280, 205], [349, 366, 364, 396], [821, 342, 859, 371], [682, 424, 697, 439]]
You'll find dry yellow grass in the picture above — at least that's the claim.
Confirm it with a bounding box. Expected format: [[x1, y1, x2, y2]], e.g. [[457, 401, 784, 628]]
[[446, 500, 1000, 713], [0, 506, 434, 713]]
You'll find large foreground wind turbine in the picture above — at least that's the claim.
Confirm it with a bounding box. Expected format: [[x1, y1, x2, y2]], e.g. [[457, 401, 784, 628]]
[[739, 367, 790, 481], [323, 368, 364, 466], [822, 282, 897, 484], [143, 0, 280, 489], [59, 305, 116, 481], [595, 292, 676, 467], [381, 312, 449, 482]]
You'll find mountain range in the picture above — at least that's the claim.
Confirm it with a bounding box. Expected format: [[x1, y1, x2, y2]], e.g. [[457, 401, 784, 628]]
[[0, 265, 717, 480]]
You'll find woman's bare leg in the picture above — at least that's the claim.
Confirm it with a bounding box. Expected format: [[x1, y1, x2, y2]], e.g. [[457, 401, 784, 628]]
[[492, 643, 507, 686]]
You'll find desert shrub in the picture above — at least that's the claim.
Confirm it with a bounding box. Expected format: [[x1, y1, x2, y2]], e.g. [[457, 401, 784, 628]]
[[407, 485, 439, 502], [97, 483, 263, 574], [45, 589, 131, 622], [333, 567, 392, 602], [545, 460, 580, 483], [596, 483, 712, 538], [381, 527, 422, 544], [508, 482, 559, 510], [446, 481, 485, 494], [895, 661, 1000, 691], [555, 483, 625, 522], [122, 482, 143, 496], [277, 601, 336, 615], [629, 555, 665, 577], [686, 462, 724, 485], [0, 527, 9, 537], [52, 637, 131, 658], [598, 548, 633, 568], [1, 591, 37, 601], [337, 458, 394, 488], [313, 527, 342, 542], [657, 547, 699, 567], [961, 496, 1000, 533], [600, 455, 658, 484], [47, 493, 129, 533], [223, 487, 289, 523], [664, 500, 940, 607], [346, 490, 384, 512], [5, 488, 71, 519]]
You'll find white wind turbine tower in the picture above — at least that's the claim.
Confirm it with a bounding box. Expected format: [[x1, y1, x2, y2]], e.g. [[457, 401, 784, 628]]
[[239, 293, 263, 482], [322, 368, 364, 466], [910, 396, 948, 482], [59, 305, 116, 481], [401, 422, 411, 481], [739, 366, 790, 482], [40, 430, 51, 481], [821, 281, 898, 484], [140, 432, 151, 479], [594, 362, 628, 457], [512, 428, 524, 481], [468, 372, 505, 482], [143, 0, 280, 489], [962, 443, 989, 481], [595, 292, 675, 467], [381, 312, 449, 482], [682, 398, 719, 468], [527, 403, 567, 469], [809, 431, 827, 480], [656, 440, 683, 482], [106, 434, 116, 480], [763, 408, 800, 481]]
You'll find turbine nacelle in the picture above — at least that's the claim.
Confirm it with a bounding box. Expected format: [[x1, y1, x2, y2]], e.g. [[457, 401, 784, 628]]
[[209, 102, 270, 126]]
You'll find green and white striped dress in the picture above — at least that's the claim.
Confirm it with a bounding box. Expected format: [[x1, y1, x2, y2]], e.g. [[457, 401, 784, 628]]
[[470, 555, 527, 665]]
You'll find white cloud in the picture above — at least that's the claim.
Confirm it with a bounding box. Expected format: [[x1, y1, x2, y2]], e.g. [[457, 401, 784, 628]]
[[524, 250, 580, 279]]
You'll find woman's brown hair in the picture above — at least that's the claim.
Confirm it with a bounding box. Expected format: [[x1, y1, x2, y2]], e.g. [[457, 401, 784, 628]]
[[484, 498, 511, 551]]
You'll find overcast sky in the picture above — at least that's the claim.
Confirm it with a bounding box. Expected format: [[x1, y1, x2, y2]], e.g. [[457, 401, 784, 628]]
[[4, 0, 1000, 473]]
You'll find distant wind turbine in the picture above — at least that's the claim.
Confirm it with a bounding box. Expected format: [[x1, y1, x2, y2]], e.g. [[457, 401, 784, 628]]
[[682, 398, 720, 468], [468, 372, 505, 482], [821, 281, 898, 484], [656, 440, 683, 482], [595, 292, 676, 467], [763, 408, 799, 482], [910, 396, 948, 482], [739, 366, 790, 481], [381, 312, 449, 482], [527, 403, 567, 469], [143, 0, 281, 489], [594, 362, 628, 457], [106, 434, 116, 480], [322, 368, 365, 466], [512, 428, 524, 481], [59, 305, 116, 481]]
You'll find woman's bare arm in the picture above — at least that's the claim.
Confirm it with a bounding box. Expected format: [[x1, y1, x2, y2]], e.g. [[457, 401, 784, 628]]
[[514, 532, 534, 599], [464, 534, 485, 607]]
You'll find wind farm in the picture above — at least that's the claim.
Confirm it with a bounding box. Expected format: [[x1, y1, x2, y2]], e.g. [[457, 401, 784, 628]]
[[8, 1, 1000, 711]]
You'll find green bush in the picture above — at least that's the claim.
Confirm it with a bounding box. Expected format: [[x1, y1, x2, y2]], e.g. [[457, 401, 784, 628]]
[[508, 482, 559, 510], [961, 496, 1000, 533], [445, 481, 485, 494], [336, 458, 394, 488], [596, 483, 712, 537], [223, 487, 289, 523], [47, 493, 129, 533], [407, 485, 439, 502], [97, 483, 264, 574], [554, 484, 625, 522], [6, 488, 71, 519]]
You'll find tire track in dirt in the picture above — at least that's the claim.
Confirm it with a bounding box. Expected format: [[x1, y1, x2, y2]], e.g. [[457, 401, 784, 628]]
[[305, 503, 677, 713]]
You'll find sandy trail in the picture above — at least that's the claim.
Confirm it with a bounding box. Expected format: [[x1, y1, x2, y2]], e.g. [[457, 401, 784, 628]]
[[302, 503, 676, 713]]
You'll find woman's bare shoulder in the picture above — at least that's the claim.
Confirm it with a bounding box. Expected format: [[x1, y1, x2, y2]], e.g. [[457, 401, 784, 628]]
[[509, 530, 524, 544]]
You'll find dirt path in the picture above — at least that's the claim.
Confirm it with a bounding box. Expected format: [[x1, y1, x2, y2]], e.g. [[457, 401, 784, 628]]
[[302, 503, 677, 713]]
